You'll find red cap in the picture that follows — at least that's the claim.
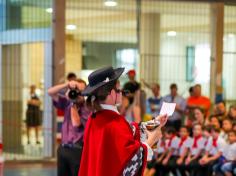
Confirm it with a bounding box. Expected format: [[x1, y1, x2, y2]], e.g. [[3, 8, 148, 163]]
[[127, 69, 136, 76]]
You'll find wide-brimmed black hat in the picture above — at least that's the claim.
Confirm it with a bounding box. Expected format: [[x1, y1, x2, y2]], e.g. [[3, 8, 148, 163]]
[[82, 66, 124, 96]]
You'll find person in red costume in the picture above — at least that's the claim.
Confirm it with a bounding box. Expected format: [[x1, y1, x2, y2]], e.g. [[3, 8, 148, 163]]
[[79, 66, 167, 176]]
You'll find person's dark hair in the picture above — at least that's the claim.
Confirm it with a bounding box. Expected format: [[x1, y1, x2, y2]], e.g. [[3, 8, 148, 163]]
[[203, 125, 213, 133], [194, 107, 205, 115], [67, 72, 77, 80], [211, 126, 221, 133], [166, 127, 176, 134], [189, 86, 194, 94], [86, 81, 116, 117], [170, 83, 177, 90], [228, 130, 236, 136], [180, 126, 191, 134], [222, 118, 233, 124], [153, 83, 160, 89], [195, 84, 201, 88], [217, 100, 226, 106]]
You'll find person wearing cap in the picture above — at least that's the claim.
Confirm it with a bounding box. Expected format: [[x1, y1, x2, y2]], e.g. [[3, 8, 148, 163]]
[[78, 66, 168, 176], [123, 69, 140, 94]]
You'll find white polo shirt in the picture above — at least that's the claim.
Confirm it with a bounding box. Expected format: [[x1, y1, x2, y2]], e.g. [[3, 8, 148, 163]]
[[167, 136, 180, 156], [155, 139, 166, 154], [223, 142, 236, 161], [190, 136, 206, 156], [205, 136, 226, 155], [178, 137, 193, 156]]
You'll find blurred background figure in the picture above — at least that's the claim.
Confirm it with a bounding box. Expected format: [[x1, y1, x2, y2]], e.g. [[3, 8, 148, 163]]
[[228, 105, 236, 123], [120, 90, 142, 123], [161, 83, 186, 131], [214, 101, 227, 117], [123, 69, 140, 96], [25, 85, 42, 145], [146, 83, 162, 119], [187, 84, 211, 116], [192, 107, 206, 127], [66, 72, 77, 81]]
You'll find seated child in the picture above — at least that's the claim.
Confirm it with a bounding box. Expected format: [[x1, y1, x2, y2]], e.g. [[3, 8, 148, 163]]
[[213, 130, 236, 176], [176, 126, 192, 176], [185, 123, 206, 176], [199, 126, 226, 176]]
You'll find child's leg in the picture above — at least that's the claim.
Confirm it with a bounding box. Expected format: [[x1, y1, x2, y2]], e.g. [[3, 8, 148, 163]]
[[221, 162, 233, 176]]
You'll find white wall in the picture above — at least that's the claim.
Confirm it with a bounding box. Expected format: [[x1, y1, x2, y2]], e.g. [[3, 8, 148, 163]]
[[159, 33, 211, 98]]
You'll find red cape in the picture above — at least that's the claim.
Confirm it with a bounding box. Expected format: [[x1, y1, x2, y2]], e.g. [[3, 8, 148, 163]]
[[79, 110, 147, 176]]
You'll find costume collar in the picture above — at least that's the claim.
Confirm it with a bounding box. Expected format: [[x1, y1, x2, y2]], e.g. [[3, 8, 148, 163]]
[[100, 104, 120, 114]]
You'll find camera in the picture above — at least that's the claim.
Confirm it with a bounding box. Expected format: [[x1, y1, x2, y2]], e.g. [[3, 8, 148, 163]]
[[68, 89, 82, 101]]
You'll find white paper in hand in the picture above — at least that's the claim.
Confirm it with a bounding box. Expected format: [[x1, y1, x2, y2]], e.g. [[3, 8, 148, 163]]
[[160, 102, 176, 116]]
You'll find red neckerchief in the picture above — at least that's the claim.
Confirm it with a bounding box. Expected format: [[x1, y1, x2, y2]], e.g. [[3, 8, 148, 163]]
[[192, 135, 202, 148], [204, 138, 208, 146], [168, 134, 176, 147], [179, 136, 188, 148], [160, 139, 165, 148], [212, 137, 218, 147]]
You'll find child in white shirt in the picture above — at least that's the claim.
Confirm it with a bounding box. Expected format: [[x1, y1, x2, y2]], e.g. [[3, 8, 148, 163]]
[[162, 127, 180, 175], [199, 126, 227, 176], [185, 123, 206, 176], [214, 130, 236, 176], [176, 126, 192, 176]]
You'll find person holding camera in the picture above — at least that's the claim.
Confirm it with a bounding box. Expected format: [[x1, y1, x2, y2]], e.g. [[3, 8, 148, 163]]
[[48, 79, 90, 176]]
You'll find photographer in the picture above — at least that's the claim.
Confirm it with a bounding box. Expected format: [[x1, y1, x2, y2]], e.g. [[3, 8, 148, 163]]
[[48, 79, 90, 176]]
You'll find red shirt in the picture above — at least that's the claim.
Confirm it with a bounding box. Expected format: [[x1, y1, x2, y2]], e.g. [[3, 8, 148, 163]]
[[187, 96, 211, 115]]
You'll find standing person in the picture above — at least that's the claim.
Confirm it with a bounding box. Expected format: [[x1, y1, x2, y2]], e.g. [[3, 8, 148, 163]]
[[123, 69, 140, 96], [120, 92, 142, 123], [147, 83, 162, 118], [187, 84, 211, 117], [48, 79, 90, 176], [161, 83, 186, 131], [26, 85, 42, 144], [79, 66, 168, 176], [123, 69, 147, 119], [67, 72, 77, 81]]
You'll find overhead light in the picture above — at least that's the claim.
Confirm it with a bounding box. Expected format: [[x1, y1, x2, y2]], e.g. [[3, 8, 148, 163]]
[[46, 8, 53, 13], [167, 31, 177, 37], [104, 0, 117, 7], [66, 24, 77, 30], [228, 33, 234, 38]]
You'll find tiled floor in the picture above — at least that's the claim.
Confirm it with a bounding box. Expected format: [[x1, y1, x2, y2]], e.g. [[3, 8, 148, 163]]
[[4, 162, 57, 176], [4, 167, 56, 176]]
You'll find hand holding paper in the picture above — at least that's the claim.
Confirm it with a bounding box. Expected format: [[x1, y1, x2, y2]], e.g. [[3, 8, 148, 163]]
[[160, 102, 176, 116]]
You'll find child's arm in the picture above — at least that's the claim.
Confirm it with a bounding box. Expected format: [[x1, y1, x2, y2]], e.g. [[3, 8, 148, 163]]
[[185, 152, 192, 165], [177, 148, 189, 165], [156, 152, 166, 163], [162, 148, 174, 165], [192, 149, 204, 160], [206, 152, 222, 163]]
